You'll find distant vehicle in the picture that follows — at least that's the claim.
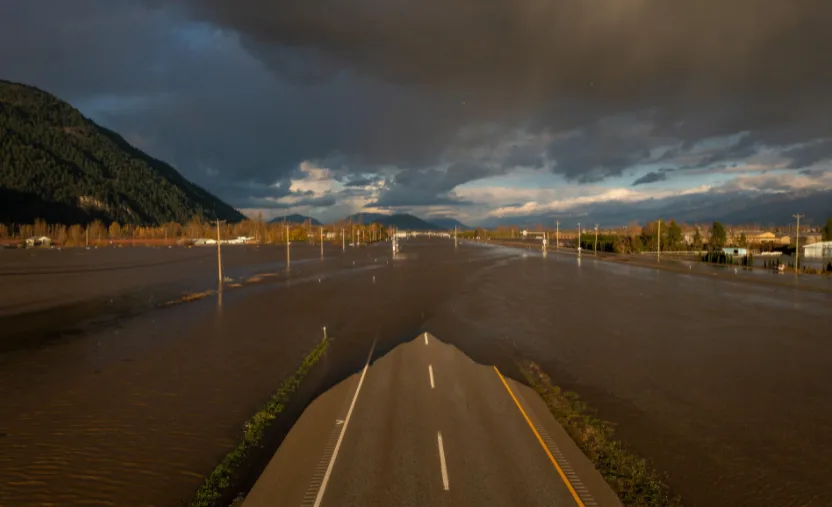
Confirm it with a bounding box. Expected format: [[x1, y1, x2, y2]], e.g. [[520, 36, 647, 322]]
[[25, 236, 52, 247]]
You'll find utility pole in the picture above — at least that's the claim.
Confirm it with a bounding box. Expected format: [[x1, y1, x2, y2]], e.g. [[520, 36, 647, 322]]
[[657, 219, 661, 262], [594, 224, 599, 255], [342, 228, 345, 251], [216, 218, 225, 287], [793, 213, 804, 273], [286, 224, 291, 271], [320, 226, 324, 259], [454, 226, 458, 249], [556, 220, 560, 249], [577, 222, 581, 256]]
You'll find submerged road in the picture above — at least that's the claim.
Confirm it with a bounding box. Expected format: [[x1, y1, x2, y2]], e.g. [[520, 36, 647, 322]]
[[243, 334, 620, 507]]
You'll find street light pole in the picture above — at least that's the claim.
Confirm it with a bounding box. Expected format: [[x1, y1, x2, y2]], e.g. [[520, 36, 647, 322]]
[[556, 220, 560, 249], [216, 218, 226, 287], [286, 224, 291, 271], [594, 224, 599, 255], [793, 213, 804, 273], [657, 219, 661, 262]]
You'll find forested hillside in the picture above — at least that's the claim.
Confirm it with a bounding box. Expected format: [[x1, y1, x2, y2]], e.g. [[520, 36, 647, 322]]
[[0, 80, 244, 225]]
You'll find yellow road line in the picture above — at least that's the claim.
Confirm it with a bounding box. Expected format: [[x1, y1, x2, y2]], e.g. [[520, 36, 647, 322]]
[[493, 366, 586, 507]]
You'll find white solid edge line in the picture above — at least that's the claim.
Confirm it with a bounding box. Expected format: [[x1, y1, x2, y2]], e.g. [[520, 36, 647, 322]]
[[424, 332, 428, 345], [437, 431, 450, 491], [313, 341, 375, 507], [429, 365, 435, 389]]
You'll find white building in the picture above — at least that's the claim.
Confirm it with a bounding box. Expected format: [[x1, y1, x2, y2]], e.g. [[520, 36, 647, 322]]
[[803, 241, 832, 258]]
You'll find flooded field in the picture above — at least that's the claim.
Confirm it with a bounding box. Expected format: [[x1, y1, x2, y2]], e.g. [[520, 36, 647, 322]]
[[0, 239, 830, 506]]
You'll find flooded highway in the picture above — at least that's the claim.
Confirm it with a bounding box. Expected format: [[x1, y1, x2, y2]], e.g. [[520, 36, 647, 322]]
[[0, 239, 829, 506]]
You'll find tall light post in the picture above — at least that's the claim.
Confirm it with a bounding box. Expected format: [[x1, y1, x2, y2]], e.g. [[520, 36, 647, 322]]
[[286, 224, 291, 271], [555, 220, 560, 249], [657, 219, 661, 262], [793, 213, 804, 273], [594, 224, 599, 255], [216, 218, 226, 287]]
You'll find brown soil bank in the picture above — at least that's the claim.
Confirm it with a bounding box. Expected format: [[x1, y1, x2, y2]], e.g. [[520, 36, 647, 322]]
[[0, 240, 830, 506]]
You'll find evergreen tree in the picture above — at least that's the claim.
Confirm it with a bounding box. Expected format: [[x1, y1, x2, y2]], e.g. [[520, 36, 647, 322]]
[[710, 221, 727, 250]]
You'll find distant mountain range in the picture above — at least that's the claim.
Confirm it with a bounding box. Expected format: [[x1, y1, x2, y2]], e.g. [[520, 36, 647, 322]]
[[0, 80, 245, 225], [345, 213, 441, 230], [268, 214, 322, 226], [276, 212, 470, 230], [427, 217, 471, 230]]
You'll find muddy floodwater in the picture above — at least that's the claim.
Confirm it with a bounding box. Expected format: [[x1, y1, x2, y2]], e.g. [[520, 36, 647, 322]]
[[0, 240, 830, 506]]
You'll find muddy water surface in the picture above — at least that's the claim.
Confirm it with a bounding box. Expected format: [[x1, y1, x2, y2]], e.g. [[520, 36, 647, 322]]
[[0, 240, 830, 506]]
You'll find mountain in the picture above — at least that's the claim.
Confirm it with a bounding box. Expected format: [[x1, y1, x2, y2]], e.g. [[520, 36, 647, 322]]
[[345, 212, 441, 230], [343, 212, 389, 224], [428, 217, 471, 230], [0, 80, 245, 225], [481, 189, 832, 228], [268, 214, 322, 226]]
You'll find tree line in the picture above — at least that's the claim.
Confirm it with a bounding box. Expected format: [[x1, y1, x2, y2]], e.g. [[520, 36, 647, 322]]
[[0, 213, 392, 247]]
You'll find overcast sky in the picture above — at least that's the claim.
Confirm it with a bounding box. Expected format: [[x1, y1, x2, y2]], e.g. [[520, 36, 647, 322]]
[[2, 0, 831, 225]]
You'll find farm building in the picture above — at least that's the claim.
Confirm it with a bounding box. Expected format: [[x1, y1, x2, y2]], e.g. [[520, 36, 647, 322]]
[[803, 241, 832, 259], [722, 247, 748, 257]]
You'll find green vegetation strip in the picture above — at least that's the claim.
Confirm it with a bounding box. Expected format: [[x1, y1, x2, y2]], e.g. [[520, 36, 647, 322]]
[[519, 361, 683, 507], [190, 337, 330, 507]]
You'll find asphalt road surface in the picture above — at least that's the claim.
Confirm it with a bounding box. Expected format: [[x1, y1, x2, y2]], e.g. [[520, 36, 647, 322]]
[[243, 333, 621, 507]]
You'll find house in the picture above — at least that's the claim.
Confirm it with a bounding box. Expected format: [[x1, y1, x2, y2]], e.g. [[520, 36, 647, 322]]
[[746, 231, 776, 244], [801, 232, 823, 245], [728, 230, 776, 244], [682, 228, 711, 245]]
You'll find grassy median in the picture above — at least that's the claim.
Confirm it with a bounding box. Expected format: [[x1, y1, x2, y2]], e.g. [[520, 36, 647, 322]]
[[519, 360, 683, 507], [190, 337, 330, 507]]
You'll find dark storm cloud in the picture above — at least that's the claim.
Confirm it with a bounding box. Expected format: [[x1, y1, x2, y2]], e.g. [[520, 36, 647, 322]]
[[344, 176, 382, 188], [368, 164, 485, 207], [166, 1, 831, 99], [3, 0, 832, 218], [244, 194, 337, 210], [782, 139, 832, 169], [631, 171, 669, 187], [166, 0, 832, 188]]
